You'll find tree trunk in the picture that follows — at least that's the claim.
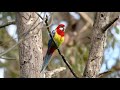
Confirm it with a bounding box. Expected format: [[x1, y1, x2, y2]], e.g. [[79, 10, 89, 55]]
[[83, 12, 111, 78], [16, 12, 43, 78]]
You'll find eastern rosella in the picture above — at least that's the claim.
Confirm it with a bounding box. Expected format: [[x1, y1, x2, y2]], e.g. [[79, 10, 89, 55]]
[[41, 24, 65, 72]]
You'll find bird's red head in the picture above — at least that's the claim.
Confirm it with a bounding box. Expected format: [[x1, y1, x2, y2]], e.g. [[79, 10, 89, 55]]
[[56, 24, 65, 37], [56, 24, 65, 31]]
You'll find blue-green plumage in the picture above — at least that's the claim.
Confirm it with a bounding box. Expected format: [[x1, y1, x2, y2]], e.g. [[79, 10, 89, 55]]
[[40, 53, 52, 72], [41, 38, 56, 72]]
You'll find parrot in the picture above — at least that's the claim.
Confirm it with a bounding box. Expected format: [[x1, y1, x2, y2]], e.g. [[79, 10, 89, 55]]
[[40, 24, 65, 72]]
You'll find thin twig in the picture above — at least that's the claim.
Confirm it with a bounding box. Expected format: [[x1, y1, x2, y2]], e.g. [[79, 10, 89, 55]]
[[0, 39, 22, 57], [36, 12, 78, 78], [102, 16, 119, 32], [0, 57, 16, 60], [36, 12, 53, 27], [97, 70, 112, 78], [37, 12, 44, 20], [0, 21, 16, 29], [0, 15, 40, 57]]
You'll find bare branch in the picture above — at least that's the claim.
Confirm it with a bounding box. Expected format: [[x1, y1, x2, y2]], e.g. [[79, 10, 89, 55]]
[[44, 67, 66, 78], [79, 22, 90, 33], [36, 12, 53, 27], [106, 70, 120, 78], [97, 70, 112, 78], [0, 16, 40, 57], [0, 57, 16, 60], [79, 12, 93, 26], [0, 21, 16, 29], [78, 12, 93, 35], [0, 39, 23, 57], [36, 12, 44, 20], [102, 16, 119, 32]]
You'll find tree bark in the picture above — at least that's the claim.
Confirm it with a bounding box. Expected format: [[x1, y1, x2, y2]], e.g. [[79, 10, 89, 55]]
[[83, 12, 111, 78], [16, 12, 43, 78]]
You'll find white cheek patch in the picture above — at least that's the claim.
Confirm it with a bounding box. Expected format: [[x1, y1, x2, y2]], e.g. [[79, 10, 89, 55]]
[[59, 27, 63, 30]]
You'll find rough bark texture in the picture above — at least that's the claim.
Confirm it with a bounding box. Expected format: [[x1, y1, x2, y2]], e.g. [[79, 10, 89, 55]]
[[83, 12, 111, 78], [16, 12, 43, 78]]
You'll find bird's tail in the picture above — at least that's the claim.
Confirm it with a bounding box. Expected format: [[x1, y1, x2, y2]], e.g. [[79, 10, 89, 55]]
[[40, 53, 52, 72]]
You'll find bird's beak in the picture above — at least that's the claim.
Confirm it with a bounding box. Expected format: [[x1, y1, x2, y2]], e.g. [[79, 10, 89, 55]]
[[62, 27, 65, 31]]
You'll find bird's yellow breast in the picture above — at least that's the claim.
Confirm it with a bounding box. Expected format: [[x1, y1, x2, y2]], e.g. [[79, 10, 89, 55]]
[[54, 33, 64, 46]]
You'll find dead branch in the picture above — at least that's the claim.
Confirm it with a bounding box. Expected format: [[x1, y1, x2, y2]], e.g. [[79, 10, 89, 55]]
[[0, 15, 40, 57], [44, 67, 66, 78], [79, 12, 93, 25], [78, 12, 93, 33], [0, 21, 16, 29]]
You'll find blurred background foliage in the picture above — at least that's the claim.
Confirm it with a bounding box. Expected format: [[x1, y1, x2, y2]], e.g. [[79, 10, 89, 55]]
[[0, 12, 120, 78]]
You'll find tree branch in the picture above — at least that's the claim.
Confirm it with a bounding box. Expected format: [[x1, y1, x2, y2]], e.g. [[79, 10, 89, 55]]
[[97, 70, 112, 78], [0, 21, 16, 29], [83, 12, 111, 78], [0, 16, 40, 57], [106, 70, 120, 78], [0, 39, 23, 57], [102, 16, 119, 32], [36, 12, 79, 78], [0, 57, 16, 60], [44, 67, 66, 78]]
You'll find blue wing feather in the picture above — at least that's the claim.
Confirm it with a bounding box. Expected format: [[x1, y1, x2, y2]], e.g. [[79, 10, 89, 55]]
[[40, 54, 52, 72], [48, 39, 52, 48], [48, 29, 56, 48], [51, 30, 55, 37], [40, 30, 56, 72]]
